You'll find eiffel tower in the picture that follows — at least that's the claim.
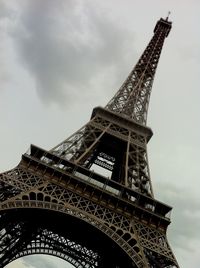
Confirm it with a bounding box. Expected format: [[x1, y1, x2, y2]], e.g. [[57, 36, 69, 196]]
[[0, 16, 179, 268]]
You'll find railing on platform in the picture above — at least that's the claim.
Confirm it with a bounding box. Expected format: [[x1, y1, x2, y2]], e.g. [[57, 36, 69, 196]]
[[23, 144, 172, 222]]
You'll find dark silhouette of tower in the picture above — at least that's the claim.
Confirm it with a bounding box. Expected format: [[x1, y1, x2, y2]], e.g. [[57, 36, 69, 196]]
[[0, 17, 179, 267]]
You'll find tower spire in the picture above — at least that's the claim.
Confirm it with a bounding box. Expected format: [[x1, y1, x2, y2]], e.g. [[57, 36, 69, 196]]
[[166, 11, 171, 21], [106, 17, 172, 125]]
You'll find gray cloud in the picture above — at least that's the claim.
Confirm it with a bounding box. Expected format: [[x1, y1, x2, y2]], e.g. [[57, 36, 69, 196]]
[[0, 1, 13, 19], [0, 2, 7, 18], [0, 1, 13, 87], [156, 182, 200, 252], [9, 0, 135, 105], [23, 256, 56, 268], [23, 255, 72, 268]]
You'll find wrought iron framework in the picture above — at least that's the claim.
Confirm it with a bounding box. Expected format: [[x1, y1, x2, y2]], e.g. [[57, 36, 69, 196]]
[[0, 17, 179, 267]]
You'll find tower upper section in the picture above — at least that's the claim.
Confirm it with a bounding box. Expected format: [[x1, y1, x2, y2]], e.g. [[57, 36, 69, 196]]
[[105, 17, 172, 125]]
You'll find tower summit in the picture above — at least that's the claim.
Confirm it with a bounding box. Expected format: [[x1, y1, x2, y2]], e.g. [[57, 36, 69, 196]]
[[0, 17, 179, 267], [106, 17, 172, 124]]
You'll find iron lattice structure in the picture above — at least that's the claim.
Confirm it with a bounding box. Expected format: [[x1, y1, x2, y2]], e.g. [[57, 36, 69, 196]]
[[0, 17, 179, 267]]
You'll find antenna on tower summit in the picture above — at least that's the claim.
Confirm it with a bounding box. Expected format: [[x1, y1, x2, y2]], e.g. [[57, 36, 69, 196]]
[[166, 11, 171, 21]]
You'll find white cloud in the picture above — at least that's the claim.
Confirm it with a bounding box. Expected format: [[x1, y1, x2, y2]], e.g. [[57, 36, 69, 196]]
[[5, 256, 73, 268], [5, 258, 30, 268]]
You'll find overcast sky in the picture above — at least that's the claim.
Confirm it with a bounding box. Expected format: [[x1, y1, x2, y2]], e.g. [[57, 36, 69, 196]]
[[1, 0, 200, 268]]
